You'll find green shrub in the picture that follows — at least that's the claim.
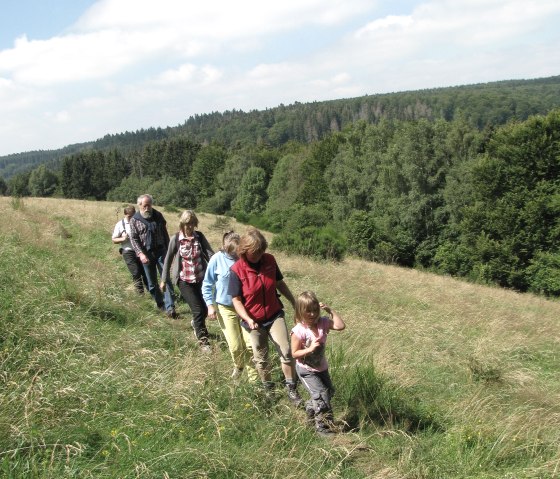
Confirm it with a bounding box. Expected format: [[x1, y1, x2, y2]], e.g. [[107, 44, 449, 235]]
[[272, 225, 346, 261], [285, 204, 331, 230], [415, 236, 442, 268], [372, 240, 399, 264], [107, 175, 195, 208], [106, 175, 155, 203], [149, 175, 194, 208], [262, 204, 331, 234], [433, 241, 474, 277], [345, 210, 380, 260], [526, 251, 560, 296]]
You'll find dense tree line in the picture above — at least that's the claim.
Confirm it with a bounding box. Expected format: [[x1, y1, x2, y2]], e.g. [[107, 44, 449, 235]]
[[0, 145, 91, 180], [2, 78, 560, 297], [175, 76, 560, 146], [2, 75, 559, 180]]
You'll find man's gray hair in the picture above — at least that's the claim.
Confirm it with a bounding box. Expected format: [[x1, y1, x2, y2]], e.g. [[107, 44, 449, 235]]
[[137, 194, 153, 206]]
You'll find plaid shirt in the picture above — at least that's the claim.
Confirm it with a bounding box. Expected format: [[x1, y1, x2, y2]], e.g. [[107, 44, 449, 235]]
[[178, 233, 205, 283]]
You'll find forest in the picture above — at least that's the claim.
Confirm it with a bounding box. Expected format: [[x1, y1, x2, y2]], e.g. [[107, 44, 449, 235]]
[[2, 76, 560, 297]]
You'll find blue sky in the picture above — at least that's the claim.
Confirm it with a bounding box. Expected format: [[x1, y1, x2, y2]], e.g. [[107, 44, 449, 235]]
[[1, 0, 559, 156]]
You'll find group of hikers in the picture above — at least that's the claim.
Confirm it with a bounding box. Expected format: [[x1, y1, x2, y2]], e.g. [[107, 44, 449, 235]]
[[112, 194, 346, 436]]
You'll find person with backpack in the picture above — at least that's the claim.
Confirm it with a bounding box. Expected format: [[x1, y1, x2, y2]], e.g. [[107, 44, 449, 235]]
[[129, 194, 177, 318], [161, 210, 215, 351], [112, 205, 148, 294]]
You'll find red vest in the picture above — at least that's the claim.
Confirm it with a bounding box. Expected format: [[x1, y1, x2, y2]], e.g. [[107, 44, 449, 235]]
[[231, 253, 282, 322]]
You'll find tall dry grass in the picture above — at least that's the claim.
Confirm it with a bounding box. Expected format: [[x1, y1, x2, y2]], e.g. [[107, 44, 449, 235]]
[[1, 196, 559, 478]]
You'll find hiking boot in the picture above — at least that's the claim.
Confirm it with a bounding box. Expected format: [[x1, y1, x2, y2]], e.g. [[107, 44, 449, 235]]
[[286, 383, 303, 407], [315, 411, 335, 435], [261, 381, 276, 400], [166, 308, 179, 319], [305, 402, 316, 425]]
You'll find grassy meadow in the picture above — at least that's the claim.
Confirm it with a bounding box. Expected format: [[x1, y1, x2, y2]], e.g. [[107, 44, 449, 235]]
[[1, 196, 559, 478]]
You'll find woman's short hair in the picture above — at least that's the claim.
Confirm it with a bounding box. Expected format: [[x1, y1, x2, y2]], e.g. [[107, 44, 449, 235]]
[[222, 231, 240, 256], [237, 228, 268, 257], [123, 205, 136, 216], [179, 210, 199, 231]]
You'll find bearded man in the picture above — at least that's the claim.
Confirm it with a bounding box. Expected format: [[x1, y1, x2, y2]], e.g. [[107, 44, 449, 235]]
[[130, 194, 177, 318]]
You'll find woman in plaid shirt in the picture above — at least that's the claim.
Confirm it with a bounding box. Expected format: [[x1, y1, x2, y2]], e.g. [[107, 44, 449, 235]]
[[161, 210, 215, 351]]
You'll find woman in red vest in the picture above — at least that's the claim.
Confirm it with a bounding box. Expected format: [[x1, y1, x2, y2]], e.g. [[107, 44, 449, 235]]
[[228, 228, 302, 405]]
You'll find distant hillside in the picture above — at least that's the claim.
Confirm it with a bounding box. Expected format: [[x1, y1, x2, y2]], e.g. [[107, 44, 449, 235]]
[[1, 75, 560, 179]]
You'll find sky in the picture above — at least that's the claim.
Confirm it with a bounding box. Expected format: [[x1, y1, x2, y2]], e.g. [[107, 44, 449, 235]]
[[1, 0, 559, 156]]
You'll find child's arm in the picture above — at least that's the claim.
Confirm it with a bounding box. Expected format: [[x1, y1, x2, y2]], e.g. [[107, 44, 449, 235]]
[[291, 331, 320, 359], [321, 303, 345, 331]]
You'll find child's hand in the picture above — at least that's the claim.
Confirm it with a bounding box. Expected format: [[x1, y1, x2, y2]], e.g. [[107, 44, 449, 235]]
[[308, 338, 321, 352], [320, 302, 332, 315]]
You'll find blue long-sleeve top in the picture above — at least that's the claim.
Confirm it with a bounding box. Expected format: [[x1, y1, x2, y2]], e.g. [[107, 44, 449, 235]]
[[202, 250, 236, 307]]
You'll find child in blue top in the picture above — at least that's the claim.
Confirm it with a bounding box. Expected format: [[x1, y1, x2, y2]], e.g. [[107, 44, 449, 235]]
[[291, 291, 345, 435], [202, 231, 257, 382]]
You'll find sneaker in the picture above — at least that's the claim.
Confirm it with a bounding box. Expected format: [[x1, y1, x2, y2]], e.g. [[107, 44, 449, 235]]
[[200, 342, 211, 353], [286, 383, 303, 407], [166, 309, 179, 319], [231, 368, 243, 380]]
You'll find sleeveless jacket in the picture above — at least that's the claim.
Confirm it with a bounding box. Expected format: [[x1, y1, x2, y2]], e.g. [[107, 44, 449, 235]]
[[230, 253, 282, 322]]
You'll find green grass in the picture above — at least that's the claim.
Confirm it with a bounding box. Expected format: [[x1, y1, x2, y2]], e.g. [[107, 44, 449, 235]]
[[1, 197, 559, 478]]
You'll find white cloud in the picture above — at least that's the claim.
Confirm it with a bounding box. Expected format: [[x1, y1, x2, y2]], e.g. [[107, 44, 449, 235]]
[[306, 0, 560, 93], [51, 110, 71, 123], [0, 0, 374, 88], [0, 29, 173, 86], [75, 0, 373, 34], [1, 0, 560, 155], [154, 64, 223, 86]]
